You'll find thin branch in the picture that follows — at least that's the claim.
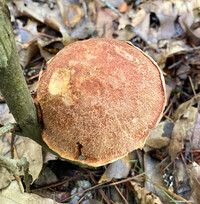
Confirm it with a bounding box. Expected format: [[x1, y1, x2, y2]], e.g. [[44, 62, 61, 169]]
[[100, 0, 123, 17]]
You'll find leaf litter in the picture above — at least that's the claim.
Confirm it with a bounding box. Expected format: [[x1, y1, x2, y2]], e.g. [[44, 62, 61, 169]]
[[0, 0, 200, 203]]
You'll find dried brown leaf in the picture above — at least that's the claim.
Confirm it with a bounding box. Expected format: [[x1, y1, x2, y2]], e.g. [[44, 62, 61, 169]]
[[188, 162, 200, 204], [96, 8, 118, 38], [57, 0, 82, 28], [0, 180, 61, 204], [169, 107, 198, 161], [0, 104, 43, 189], [191, 112, 200, 149], [15, 0, 73, 44], [145, 120, 173, 151], [130, 181, 163, 204]]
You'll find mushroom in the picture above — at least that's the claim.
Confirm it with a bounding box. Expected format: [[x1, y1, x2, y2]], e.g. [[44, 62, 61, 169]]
[[37, 38, 166, 167]]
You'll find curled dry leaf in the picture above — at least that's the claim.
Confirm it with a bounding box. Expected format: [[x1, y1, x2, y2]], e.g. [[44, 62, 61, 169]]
[[57, 0, 82, 28], [37, 38, 62, 62], [173, 97, 196, 121], [164, 77, 176, 103], [15, 0, 73, 44]]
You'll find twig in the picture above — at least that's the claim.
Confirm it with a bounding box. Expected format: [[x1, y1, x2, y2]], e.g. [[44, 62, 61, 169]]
[[77, 196, 84, 204], [59, 157, 169, 203], [18, 27, 57, 39], [0, 123, 19, 137], [100, 0, 123, 17], [85, 168, 110, 204], [188, 76, 197, 101], [147, 178, 190, 204], [31, 176, 79, 192], [6, 133, 18, 159], [114, 184, 129, 204], [82, 0, 88, 22], [163, 95, 176, 117]]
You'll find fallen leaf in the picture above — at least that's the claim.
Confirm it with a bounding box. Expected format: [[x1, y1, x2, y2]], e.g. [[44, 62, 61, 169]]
[[0, 104, 43, 189], [144, 153, 171, 202], [114, 25, 136, 41], [188, 162, 200, 204], [34, 164, 58, 187], [169, 107, 198, 161], [173, 159, 190, 198], [130, 181, 163, 204], [99, 156, 131, 183], [15, 0, 73, 44], [106, 0, 124, 8], [145, 120, 173, 151], [0, 180, 61, 204], [57, 0, 82, 28], [173, 97, 196, 121], [165, 77, 176, 103], [71, 22, 95, 39], [176, 64, 191, 80], [96, 7, 118, 38], [191, 112, 200, 149]]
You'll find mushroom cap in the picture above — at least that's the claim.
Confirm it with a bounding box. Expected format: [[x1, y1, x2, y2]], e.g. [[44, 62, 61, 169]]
[[37, 38, 166, 167]]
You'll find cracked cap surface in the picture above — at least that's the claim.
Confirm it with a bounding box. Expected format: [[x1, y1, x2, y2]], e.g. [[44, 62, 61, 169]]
[[37, 38, 166, 167]]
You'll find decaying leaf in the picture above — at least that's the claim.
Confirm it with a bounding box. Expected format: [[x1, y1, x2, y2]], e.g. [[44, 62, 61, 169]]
[[191, 112, 200, 149], [96, 8, 118, 38], [0, 180, 61, 204], [188, 162, 200, 204], [130, 181, 162, 204], [15, 0, 73, 44], [173, 97, 196, 121], [57, 0, 82, 28], [169, 106, 198, 161], [173, 160, 191, 199], [0, 104, 43, 189], [114, 25, 136, 41], [144, 153, 171, 202]]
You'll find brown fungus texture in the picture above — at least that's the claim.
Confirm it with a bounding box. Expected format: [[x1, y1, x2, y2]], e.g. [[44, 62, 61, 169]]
[[37, 38, 166, 167]]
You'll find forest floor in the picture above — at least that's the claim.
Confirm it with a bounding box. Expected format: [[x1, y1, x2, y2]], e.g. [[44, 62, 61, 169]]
[[0, 0, 200, 203]]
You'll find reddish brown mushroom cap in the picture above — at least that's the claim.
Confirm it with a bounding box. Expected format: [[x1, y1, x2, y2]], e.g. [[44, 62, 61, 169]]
[[37, 38, 166, 167]]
